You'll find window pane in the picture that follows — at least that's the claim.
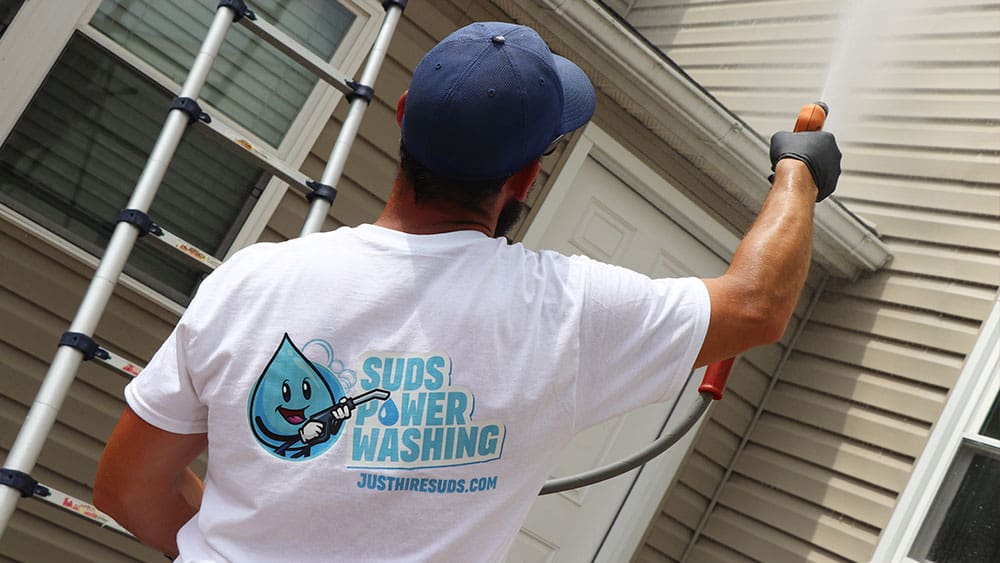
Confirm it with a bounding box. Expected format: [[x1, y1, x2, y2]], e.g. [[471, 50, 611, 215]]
[[91, 0, 355, 146], [982, 393, 1000, 440], [0, 0, 23, 38], [919, 451, 1000, 563], [0, 34, 267, 301]]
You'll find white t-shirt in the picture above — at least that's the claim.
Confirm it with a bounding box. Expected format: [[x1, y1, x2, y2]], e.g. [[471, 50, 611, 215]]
[[125, 224, 710, 562]]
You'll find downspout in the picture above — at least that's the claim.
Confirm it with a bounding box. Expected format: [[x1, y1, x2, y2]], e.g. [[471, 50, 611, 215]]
[[678, 274, 831, 562]]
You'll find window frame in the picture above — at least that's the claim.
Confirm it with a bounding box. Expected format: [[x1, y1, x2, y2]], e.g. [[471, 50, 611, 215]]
[[872, 294, 1000, 562], [0, 0, 384, 304]]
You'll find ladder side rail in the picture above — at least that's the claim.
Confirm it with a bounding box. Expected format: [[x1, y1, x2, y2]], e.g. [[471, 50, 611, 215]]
[[0, 4, 241, 535], [300, 2, 406, 236]]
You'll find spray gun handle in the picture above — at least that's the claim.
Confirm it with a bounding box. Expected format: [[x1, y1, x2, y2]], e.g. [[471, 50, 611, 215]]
[[698, 357, 736, 400]]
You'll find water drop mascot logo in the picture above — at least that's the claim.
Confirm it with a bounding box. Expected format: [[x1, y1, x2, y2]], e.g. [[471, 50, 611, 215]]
[[247, 333, 390, 460]]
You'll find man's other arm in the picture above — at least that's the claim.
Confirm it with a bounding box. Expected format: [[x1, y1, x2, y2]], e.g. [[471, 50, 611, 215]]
[[94, 406, 206, 558]]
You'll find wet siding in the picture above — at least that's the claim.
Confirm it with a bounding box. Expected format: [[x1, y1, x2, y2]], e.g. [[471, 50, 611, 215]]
[[621, 0, 1000, 561]]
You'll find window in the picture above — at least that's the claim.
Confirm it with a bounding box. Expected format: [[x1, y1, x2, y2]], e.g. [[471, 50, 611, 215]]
[[90, 0, 353, 146], [871, 298, 1000, 562], [910, 394, 1000, 562], [0, 34, 266, 300], [0, 0, 21, 38], [0, 0, 363, 302]]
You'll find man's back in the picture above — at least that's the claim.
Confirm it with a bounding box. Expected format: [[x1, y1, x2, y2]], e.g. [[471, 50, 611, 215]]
[[126, 224, 708, 561]]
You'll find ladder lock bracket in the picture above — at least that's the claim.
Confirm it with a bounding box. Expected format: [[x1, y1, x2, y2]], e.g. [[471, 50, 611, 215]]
[[116, 209, 163, 237], [346, 81, 374, 103], [59, 332, 111, 362], [0, 468, 50, 498], [169, 97, 212, 124], [383, 0, 408, 10], [306, 181, 338, 204], [218, 0, 256, 22]]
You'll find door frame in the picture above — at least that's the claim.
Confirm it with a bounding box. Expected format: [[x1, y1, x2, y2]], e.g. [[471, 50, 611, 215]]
[[523, 123, 740, 561]]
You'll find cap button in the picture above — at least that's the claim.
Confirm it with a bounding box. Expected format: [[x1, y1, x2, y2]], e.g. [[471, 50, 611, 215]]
[[491, 35, 505, 45]]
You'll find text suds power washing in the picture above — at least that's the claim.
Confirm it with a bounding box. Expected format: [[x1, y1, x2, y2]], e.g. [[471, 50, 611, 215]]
[[247, 334, 506, 471]]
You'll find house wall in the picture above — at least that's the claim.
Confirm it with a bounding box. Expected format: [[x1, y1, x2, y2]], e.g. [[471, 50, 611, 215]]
[[623, 1, 1000, 561], [0, 1, 728, 561]]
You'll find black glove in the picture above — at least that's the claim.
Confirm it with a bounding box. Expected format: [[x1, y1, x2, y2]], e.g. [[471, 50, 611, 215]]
[[769, 130, 842, 201]]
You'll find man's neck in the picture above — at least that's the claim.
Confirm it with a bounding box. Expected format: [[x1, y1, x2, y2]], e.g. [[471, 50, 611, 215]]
[[375, 180, 498, 237]]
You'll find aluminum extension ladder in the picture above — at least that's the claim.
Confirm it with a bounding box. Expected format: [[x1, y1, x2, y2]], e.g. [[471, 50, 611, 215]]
[[0, 0, 407, 540]]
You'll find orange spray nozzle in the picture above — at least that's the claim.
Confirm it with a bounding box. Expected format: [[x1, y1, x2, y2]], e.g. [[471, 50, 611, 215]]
[[794, 101, 829, 132]]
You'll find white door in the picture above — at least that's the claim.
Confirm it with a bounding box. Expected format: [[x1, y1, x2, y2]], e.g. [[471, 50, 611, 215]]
[[509, 126, 733, 562]]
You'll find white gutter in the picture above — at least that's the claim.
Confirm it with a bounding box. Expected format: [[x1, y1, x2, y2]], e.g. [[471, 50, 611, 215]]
[[498, 0, 891, 279]]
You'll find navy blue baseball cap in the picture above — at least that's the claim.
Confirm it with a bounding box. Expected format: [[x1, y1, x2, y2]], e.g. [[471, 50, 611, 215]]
[[401, 22, 596, 181]]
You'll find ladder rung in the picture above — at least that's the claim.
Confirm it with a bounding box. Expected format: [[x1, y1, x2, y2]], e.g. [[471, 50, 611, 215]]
[[96, 349, 144, 379], [149, 228, 222, 271], [34, 485, 133, 538], [196, 118, 314, 197], [239, 16, 354, 95]]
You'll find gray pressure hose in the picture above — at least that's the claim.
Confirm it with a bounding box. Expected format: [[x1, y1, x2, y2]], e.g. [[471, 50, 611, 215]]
[[539, 358, 734, 495]]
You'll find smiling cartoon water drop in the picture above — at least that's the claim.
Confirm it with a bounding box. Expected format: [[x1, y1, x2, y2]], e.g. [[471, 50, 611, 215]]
[[247, 334, 345, 460]]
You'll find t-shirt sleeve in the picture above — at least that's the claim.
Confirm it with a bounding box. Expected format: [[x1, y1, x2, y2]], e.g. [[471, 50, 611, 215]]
[[124, 319, 208, 434], [572, 258, 711, 432]]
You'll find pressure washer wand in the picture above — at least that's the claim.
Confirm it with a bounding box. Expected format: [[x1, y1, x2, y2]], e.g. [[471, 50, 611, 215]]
[[700, 103, 829, 398]]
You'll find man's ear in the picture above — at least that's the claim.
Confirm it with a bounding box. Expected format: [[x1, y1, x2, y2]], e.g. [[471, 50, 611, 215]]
[[506, 160, 542, 202], [396, 91, 407, 128]]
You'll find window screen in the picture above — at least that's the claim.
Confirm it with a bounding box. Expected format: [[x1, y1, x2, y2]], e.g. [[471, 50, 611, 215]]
[[0, 34, 266, 301], [911, 392, 1000, 563], [922, 450, 1000, 562], [91, 0, 355, 147]]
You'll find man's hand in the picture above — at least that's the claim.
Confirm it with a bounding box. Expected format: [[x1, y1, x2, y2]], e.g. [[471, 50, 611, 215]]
[[769, 130, 842, 201]]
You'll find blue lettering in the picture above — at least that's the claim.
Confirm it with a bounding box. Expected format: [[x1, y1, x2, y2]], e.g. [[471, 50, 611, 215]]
[[361, 357, 381, 390], [400, 428, 421, 462], [378, 428, 399, 462], [456, 426, 477, 458], [425, 356, 445, 390], [352, 428, 379, 461], [422, 427, 444, 461], [478, 424, 500, 456], [444, 426, 455, 460], [354, 401, 378, 425], [426, 392, 446, 425], [404, 358, 424, 391], [382, 358, 404, 391], [400, 393, 426, 426], [446, 392, 468, 425]]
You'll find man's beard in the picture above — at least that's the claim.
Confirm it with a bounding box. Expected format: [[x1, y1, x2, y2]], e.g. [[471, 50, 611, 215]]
[[494, 198, 526, 240]]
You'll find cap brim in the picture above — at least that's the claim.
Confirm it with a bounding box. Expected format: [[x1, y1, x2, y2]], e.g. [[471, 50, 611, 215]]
[[553, 55, 596, 135]]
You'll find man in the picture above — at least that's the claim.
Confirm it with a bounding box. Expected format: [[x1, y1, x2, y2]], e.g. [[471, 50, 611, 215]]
[[94, 21, 840, 561]]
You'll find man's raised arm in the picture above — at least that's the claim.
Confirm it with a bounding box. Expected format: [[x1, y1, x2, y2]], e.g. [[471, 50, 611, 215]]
[[696, 130, 841, 367]]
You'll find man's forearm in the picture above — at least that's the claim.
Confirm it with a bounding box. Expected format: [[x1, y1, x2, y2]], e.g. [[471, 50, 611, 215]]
[[114, 467, 203, 557], [94, 408, 207, 559], [733, 158, 818, 329]]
